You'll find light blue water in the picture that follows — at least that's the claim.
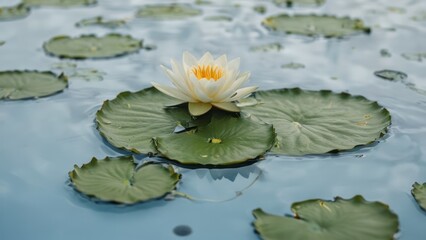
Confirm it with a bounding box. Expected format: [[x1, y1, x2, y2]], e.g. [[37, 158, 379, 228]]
[[1, 0, 426, 239]]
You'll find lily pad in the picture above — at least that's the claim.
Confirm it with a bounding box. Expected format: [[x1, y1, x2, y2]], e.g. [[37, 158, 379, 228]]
[[273, 0, 326, 7], [76, 16, 128, 29], [154, 113, 275, 167], [0, 41, 4, 46], [0, 4, 30, 21], [96, 87, 201, 154], [242, 88, 391, 155], [136, 4, 202, 20], [43, 34, 142, 59], [252, 195, 399, 240], [250, 42, 282, 52], [281, 62, 305, 69], [374, 70, 407, 81], [401, 52, 426, 62], [22, 0, 96, 7], [262, 14, 370, 38], [411, 182, 426, 211], [69, 156, 180, 204], [0, 70, 68, 100]]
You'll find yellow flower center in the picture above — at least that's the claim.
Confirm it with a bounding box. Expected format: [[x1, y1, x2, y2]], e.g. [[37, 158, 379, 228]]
[[192, 65, 223, 81]]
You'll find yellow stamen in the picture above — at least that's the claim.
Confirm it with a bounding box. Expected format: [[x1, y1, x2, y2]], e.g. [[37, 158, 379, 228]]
[[209, 138, 222, 144], [192, 65, 224, 81]]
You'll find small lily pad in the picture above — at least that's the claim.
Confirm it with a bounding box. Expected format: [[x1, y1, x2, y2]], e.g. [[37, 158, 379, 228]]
[[281, 62, 305, 69], [250, 42, 282, 52], [242, 88, 391, 155], [136, 4, 201, 20], [262, 14, 370, 38], [22, 0, 96, 7], [374, 70, 407, 81], [401, 52, 426, 62], [273, 0, 326, 7], [154, 113, 275, 167], [0, 4, 30, 21], [43, 34, 142, 59], [253, 5, 266, 14], [253, 195, 399, 240], [411, 182, 426, 211], [380, 49, 392, 58], [205, 15, 232, 22], [69, 156, 181, 204], [0, 70, 68, 100], [76, 16, 128, 29], [96, 87, 202, 154]]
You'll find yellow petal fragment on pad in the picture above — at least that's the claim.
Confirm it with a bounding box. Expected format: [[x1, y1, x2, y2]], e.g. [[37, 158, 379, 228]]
[[188, 102, 213, 116], [212, 102, 240, 112]]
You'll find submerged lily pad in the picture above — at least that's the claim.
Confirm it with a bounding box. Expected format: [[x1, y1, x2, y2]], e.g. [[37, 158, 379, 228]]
[[96, 87, 200, 154], [0, 70, 68, 100], [154, 113, 275, 167], [412, 182, 426, 211], [136, 4, 202, 20], [374, 70, 407, 81], [22, 0, 96, 7], [262, 14, 370, 38], [242, 88, 391, 155], [253, 195, 399, 240], [69, 156, 180, 204], [76, 16, 128, 29], [43, 34, 142, 59], [273, 0, 326, 7], [0, 4, 30, 21]]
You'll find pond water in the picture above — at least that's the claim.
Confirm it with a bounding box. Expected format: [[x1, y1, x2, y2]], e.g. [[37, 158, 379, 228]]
[[1, 0, 426, 239]]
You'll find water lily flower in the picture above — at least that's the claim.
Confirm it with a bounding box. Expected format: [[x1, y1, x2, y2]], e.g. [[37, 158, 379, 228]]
[[152, 51, 257, 116]]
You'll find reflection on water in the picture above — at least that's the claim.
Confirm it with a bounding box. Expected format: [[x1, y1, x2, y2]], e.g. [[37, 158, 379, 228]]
[[1, 0, 426, 239]]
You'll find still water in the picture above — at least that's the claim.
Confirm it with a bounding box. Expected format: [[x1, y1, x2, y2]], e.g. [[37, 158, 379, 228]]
[[1, 0, 426, 239]]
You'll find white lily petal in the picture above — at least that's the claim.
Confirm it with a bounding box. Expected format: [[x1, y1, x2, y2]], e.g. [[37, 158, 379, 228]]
[[212, 102, 240, 112], [189, 75, 213, 102], [216, 72, 251, 101], [151, 82, 194, 102], [214, 54, 227, 68], [227, 58, 240, 72], [183, 51, 198, 70], [227, 86, 258, 102], [171, 59, 187, 79], [199, 52, 214, 65], [188, 102, 212, 116]]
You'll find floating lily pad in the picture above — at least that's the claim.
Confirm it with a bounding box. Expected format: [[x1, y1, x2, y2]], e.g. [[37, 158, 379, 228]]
[[96, 87, 202, 154], [401, 52, 426, 62], [380, 49, 392, 58], [0, 4, 30, 21], [43, 34, 142, 59], [242, 88, 391, 155], [205, 15, 232, 22], [22, 0, 96, 7], [69, 156, 181, 204], [252, 195, 399, 240], [412, 182, 426, 211], [374, 70, 407, 81], [136, 4, 202, 20], [281, 62, 305, 69], [76, 16, 128, 29], [253, 5, 266, 14], [262, 14, 370, 38], [273, 0, 326, 7], [0, 70, 68, 100], [154, 113, 275, 167], [250, 42, 282, 52]]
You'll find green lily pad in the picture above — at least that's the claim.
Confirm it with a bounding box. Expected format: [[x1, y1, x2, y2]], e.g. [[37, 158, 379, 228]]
[[154, 113, 275, 167], [374, 70, 407, 81], [0, 4, 30, 21], [262, 14, 370, 38], [273, 0, 326, 7], [401, 52, 426, 62], [242, 88, 391, 155], [250, 42, 282, 52], [412, 182, 426, 211], [253, 5, 267, 14], [22, 0, 96, 7], [76, 16, 128, 29], [0, 70, 68, 100], [253, 195, 399, 240], [69, 156, 181, 204], [96, 87, 201, 154], [136, 4, 202, 20], [43, 34, 142, 59]]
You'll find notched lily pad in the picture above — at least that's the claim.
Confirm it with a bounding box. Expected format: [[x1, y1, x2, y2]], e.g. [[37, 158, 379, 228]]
[[273, 0, 326, 8], [253, 195, 399, 240], [96, 87, 201, 154], [43, 34, 142, 59], [22, 0, 96, 7], [154, 113, 275, 167], [412, 182, 426, 211], [136, 4, 201, 20], [0, 70, 68, 100], [242, 88, 391, 155], [0, 4, 30, 21], [69, 156, 181, 204], [374, 70, 407, 81], [76, 16, 128, 29], [262, 14, 370, 38]]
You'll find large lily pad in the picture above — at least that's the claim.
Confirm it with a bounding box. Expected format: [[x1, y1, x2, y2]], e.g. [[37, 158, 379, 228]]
[[136, 4, 202, 20], [0, 4, 30, 21], [96, 87, 201, 154], [411, 182, 426, 211], [253, 195, 399, 240], [262, 14, 370, 38], [0, 70, 68, 100], [242, 88, 391, 155], [43, 34, 142, 59], [154, 113, 275, 167], [69, 156, 181, 204], [22, 0, 96, 7]]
